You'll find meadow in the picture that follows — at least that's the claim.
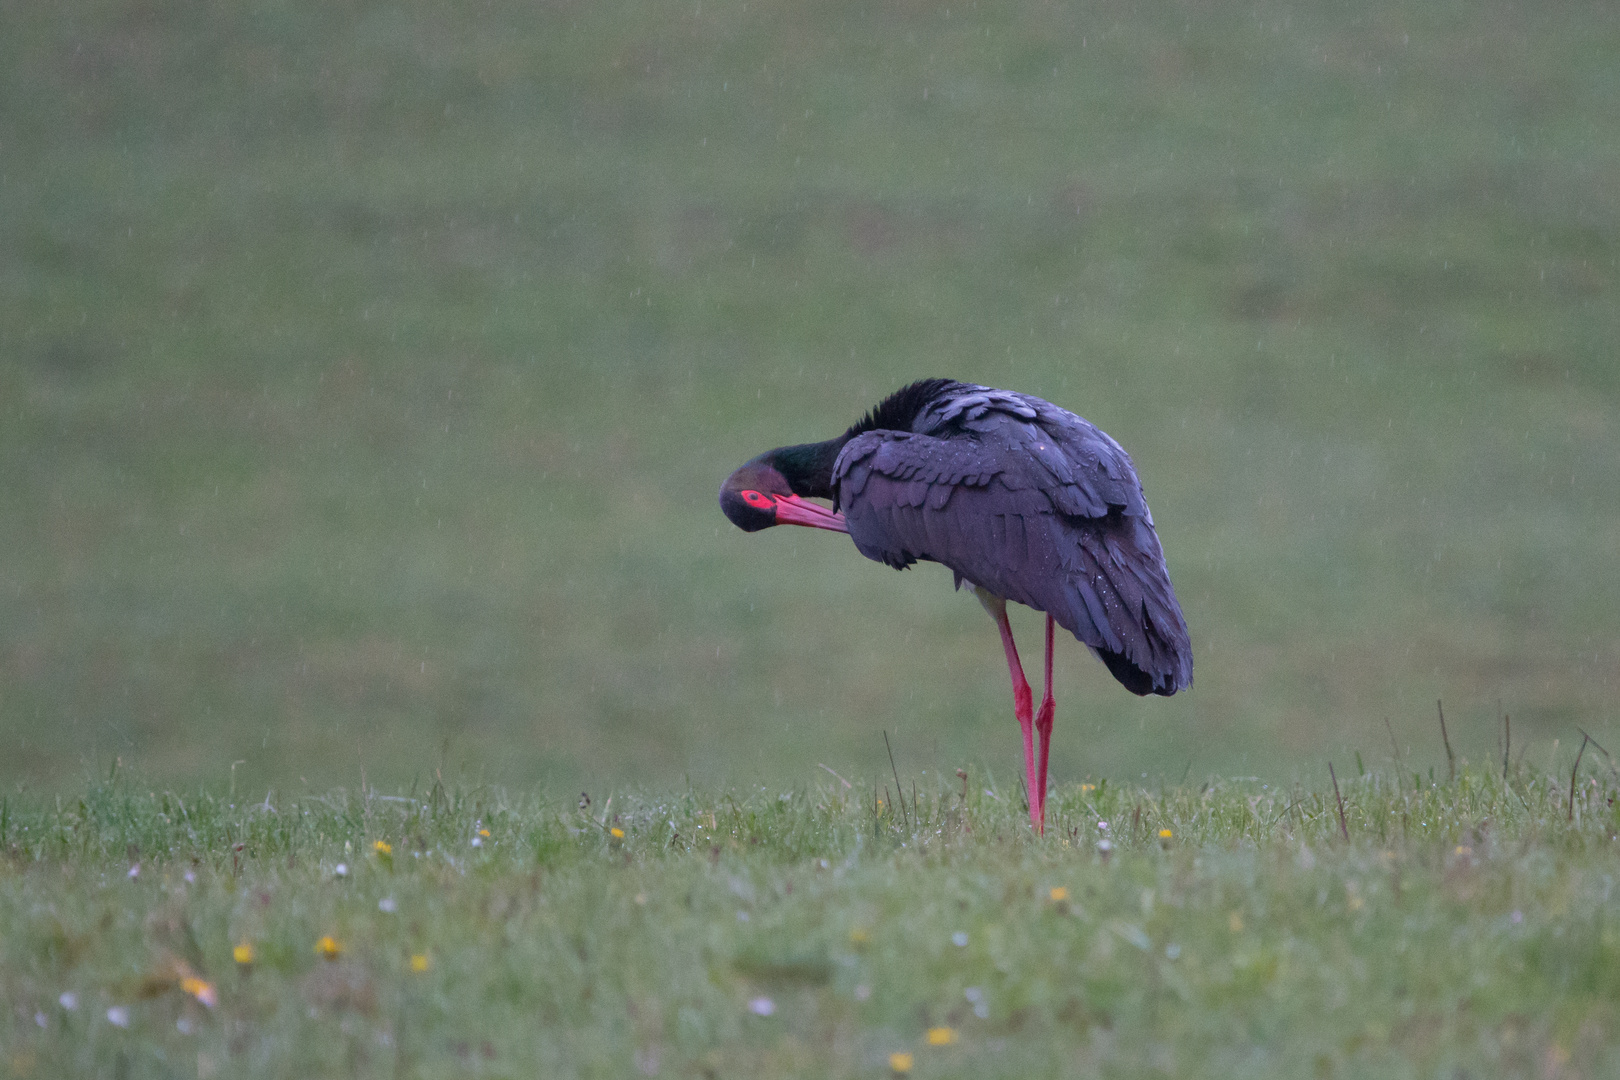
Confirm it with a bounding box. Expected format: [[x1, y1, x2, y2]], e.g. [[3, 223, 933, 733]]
[[2, 1, 1619, 1071], [4, 765, 1619, 1078], [2, 0, 1616, 797]]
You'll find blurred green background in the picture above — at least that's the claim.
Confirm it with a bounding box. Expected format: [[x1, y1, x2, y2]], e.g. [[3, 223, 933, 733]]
[[2, 0, 1616, 796]]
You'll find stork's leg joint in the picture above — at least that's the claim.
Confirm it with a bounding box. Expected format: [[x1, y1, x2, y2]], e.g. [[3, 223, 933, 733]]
[[980, 589, 1044, 833]]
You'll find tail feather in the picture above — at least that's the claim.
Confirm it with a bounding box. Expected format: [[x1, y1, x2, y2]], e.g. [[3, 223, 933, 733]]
[[1064, 515, 1191, 696], [1096, 645, 1163, 696]]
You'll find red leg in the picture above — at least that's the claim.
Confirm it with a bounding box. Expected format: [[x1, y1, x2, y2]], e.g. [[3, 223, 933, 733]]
[[982, 593, 1040, 832], [1033, 614, 1056, 830]]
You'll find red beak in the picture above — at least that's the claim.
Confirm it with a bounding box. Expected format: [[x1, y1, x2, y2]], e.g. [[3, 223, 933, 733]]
[[773, 494, 849, 533]]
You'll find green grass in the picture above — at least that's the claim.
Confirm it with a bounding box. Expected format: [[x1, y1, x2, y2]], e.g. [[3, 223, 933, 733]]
[[5, 765, 1620, 1077], [5, 4, 1616, 1072], [2, 0, 1618, 795]]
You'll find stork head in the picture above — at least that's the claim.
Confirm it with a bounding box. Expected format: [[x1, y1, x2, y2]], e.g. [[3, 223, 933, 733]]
[[720, 454, 848, 534]]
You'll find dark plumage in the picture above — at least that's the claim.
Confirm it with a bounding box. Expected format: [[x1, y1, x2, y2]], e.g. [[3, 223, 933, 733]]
[[720, 379, 1192, 831]]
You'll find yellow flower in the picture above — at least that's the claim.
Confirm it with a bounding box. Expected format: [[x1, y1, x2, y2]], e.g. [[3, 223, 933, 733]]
[[889, 1051, 914, 1073], [410, 953, 431, 973], [315, 936, 342, 960], [373, 840, 392, 855], [180, 975, 218, 1008], [926, 1026, 958, 1046], [478, 828, 491, 838], [1049, 887, 1069, 902], [849, 927, 871, 945], [1080, 784, 1095, 793], [1159, 829, 1173, 839], [232, 942, 255, 965], [610, 827, 625, 839]]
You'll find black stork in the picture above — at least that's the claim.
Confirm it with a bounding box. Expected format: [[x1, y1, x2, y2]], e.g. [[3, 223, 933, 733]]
[[720, 379, 1191, 833]]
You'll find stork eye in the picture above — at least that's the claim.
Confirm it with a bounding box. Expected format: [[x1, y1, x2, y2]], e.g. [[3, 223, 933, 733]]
[[740, 490, 775, 509]]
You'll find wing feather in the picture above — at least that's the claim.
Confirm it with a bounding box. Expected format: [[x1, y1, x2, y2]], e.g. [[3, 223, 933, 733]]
[[833, 398, 1191, 695]]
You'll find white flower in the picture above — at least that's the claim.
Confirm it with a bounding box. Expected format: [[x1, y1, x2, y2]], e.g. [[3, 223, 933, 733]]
[[748, 997, 776, 1016], [106, 1006, 131, 1028]]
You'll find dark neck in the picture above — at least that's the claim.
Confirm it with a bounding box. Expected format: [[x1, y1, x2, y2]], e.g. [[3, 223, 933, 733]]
[[765, 438, 846, 499], [760, 380, 963, 499]]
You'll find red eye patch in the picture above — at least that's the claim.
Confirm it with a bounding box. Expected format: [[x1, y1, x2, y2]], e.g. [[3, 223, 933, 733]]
[[740, 490, 775, 509]]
